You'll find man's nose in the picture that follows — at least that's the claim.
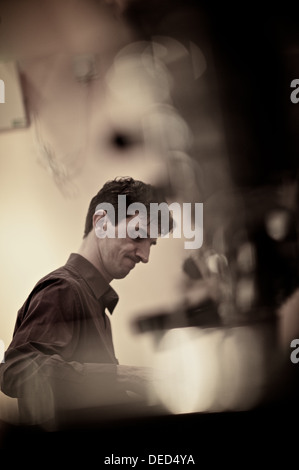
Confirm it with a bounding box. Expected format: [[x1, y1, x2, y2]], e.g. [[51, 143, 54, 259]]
[[136, 240, 151, 263]]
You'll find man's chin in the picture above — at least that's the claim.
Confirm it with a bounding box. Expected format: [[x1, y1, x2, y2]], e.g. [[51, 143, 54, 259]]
[[114, 268, 132, 279]]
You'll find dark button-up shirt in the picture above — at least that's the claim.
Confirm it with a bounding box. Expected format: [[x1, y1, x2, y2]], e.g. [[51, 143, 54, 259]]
[[0, 253, 125, 423]]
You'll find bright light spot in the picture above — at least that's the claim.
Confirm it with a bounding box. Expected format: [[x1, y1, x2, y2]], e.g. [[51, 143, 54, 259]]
[[153, 328, 220, 414], [237, 242, 256, 273], [150, 36, 189, 64], [219, 327, 264, 411], [206, 253, 228, 275], [152, 325, 266, 414], [235, 278, 256, 312], [142, 105, 192, 152], [265, 209, 290, 241], [106, 52, 171, 107]]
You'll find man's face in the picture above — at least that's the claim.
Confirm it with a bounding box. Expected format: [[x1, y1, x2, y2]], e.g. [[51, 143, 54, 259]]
[[97, 215, 157, 280]]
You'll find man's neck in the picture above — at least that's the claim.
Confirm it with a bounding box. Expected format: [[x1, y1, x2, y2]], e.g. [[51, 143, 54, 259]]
[[77, 236, 113, 283]]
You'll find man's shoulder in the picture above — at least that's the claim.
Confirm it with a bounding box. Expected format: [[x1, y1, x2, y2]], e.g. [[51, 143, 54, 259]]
[[30, 263, 83, 298], [15, 264, 84, 325]]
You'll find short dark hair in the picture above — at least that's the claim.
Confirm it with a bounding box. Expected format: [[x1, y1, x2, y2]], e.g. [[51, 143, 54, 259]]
[[83, 176, 173, 238]]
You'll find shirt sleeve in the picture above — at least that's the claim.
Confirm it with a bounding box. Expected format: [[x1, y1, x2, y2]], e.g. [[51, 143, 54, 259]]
[[0, 277, 127, 423]]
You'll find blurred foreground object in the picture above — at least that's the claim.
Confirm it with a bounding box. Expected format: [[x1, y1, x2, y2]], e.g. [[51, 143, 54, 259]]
[[132, 179, 299, 415]]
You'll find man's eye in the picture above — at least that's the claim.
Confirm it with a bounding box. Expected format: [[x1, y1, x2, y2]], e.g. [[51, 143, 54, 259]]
[[132, 235, 156, 246]]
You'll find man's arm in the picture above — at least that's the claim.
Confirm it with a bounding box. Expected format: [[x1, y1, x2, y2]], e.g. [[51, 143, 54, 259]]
[[0, 278, 125, 421], [0, 277, 159, 424]]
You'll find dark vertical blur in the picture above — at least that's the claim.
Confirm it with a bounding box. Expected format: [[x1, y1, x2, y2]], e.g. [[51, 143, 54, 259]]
[[128, 1, 299, 412], [203, 5, 299, 313], [203, 5, 299, 187]]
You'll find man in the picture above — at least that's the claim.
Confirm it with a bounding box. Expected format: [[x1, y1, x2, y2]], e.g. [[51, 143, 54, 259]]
[[0, 177, 171, 427]]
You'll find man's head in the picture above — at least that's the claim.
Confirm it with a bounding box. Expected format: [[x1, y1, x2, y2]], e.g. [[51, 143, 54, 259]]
[[82, 177, 172, 281], [83, 177, 170, 238]]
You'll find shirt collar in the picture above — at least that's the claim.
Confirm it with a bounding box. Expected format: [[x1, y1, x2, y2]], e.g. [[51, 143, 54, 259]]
[[65, 253, 119, 314]]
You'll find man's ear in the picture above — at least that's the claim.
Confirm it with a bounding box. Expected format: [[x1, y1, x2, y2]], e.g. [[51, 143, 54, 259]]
[[94, 210, 107, 238]]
